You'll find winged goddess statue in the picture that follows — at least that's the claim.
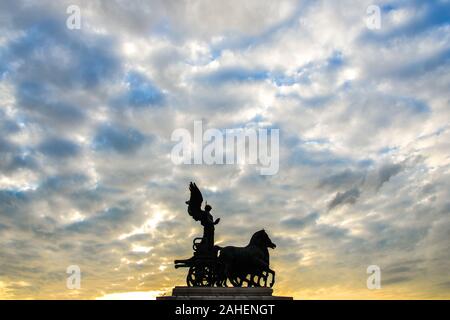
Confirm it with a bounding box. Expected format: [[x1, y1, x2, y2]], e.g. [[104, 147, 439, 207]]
[[174, 182, 277, 288], [185, 182, 220, 253]]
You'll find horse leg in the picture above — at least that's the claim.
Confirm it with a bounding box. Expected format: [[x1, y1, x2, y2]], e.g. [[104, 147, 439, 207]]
[[239, 277, 245, 287], [224, 266, 232, 287], [256, 273, 264, 287], [253, 274, 259, 287], [248, 274, 255, 287], [250, 273, 261, 287], [245, 274, 251, 287], [252, 274, 258, 287], [239, 274, 250, 287], [268, 269, 275, 287], [260, 271, 267, 287], [217, 264, 226, 287]]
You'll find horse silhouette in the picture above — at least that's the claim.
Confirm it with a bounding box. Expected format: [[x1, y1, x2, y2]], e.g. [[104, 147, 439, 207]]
[[216, 229, 276, 287]]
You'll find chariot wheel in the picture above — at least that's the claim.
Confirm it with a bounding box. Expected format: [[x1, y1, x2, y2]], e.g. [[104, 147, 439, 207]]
[[186, 264, 215, 287]]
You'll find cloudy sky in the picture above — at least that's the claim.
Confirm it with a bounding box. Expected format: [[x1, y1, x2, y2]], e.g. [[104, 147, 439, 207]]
[[0, 0, 449, 299]]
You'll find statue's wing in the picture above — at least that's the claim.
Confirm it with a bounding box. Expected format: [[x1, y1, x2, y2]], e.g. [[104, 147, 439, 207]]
[[187, 182, 203, 219]]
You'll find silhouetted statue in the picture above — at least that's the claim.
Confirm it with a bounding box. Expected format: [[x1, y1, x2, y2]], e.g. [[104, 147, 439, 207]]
[[174, 182, 276, 287], [185, 182, 220, 254]]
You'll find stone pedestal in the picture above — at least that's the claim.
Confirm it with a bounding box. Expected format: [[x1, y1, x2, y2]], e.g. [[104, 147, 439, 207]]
[[157, 286, 293, 300]]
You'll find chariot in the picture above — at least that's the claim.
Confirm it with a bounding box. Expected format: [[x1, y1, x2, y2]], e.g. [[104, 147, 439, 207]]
[[174, 237, 221, 287], [174, 182, 276, 288]]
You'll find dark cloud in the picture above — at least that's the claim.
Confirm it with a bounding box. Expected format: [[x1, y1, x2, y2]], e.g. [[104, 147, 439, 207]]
[[314, 224, 350, 240], [5, 17, 121, 89], [122, 72, 165, 108], [93, 124, 147, 154], [0, 116, 21, 135], [319, 169, 365, 190], [39, 174, 89, 194], [377, 163, 402, 190], [328, 187, 360, 210], [4, 154, 38, 172], [281, 212, 319, 229], [65, 206, 134, 235], [38, 138, 80, 158], [0, 189, 30, 218], [393, 48, 450, 78], [16, 81, 86, 125], [0, 138, 16, 153]]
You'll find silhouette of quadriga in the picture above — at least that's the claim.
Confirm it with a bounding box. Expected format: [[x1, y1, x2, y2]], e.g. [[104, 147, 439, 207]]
[[174, 182, 276, 287]]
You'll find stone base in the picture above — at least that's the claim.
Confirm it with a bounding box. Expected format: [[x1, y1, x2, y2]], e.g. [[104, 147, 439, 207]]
[[157, 286, 293, 300]]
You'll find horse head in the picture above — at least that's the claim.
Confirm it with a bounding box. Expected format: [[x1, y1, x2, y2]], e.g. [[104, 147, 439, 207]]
[[250, 229, 276, 249]]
